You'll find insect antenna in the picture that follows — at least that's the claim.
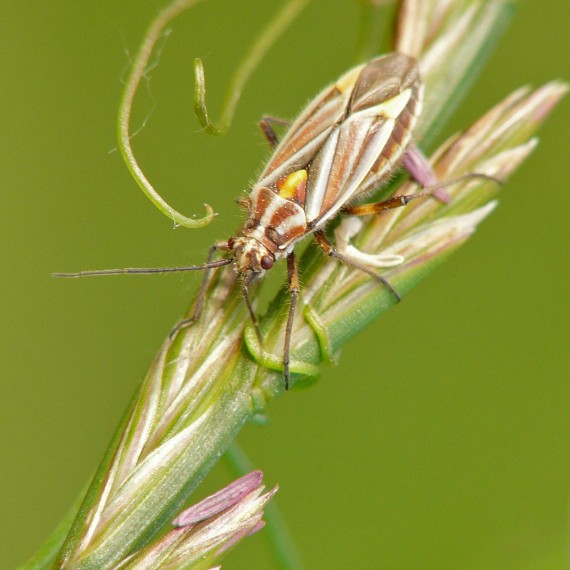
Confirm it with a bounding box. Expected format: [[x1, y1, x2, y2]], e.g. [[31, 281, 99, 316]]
[[52, 258, 233, 278]]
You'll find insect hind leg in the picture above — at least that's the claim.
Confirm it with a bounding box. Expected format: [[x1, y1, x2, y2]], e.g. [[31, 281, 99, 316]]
[[313, 230, 401, 302], [343, 172, 503, 218], [403, 143, 503, 203], [342, 193, 426, 216]]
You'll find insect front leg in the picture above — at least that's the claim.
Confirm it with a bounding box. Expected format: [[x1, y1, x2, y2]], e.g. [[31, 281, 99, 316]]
[[313, 230, 401, 302], [170, 241, 229, 338], [258, 115, 292, 148], [283, 252, 300, 390]]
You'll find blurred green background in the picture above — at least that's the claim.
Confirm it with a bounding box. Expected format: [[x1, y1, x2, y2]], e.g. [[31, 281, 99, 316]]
[[1, 1, 568, 568]]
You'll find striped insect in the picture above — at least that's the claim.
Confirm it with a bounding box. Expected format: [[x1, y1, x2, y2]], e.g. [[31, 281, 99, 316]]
[[56, 53, 491, 388]]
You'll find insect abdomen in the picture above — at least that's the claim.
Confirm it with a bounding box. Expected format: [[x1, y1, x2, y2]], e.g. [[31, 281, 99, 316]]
[[355, 55, 423, 196]]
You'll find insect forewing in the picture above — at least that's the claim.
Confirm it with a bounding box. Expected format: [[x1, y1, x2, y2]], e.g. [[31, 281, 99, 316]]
[[257, 65, 364, 189], [305, 54, 422, 227]]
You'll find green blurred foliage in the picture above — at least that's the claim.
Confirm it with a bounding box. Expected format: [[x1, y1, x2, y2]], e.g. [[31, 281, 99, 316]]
[[1, 1, 568, 568]]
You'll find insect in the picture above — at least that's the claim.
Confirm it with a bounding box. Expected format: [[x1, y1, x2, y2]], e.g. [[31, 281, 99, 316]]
[[56, 53, 492, 389]]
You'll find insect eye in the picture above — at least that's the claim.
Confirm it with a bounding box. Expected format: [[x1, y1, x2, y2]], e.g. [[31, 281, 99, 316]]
[[227, 237, 236, 249], [260, 255, 274, 270]]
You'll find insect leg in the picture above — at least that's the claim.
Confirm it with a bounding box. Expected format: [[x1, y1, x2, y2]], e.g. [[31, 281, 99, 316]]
[[342, 192, 430, 216], [258, 115, 291, 148], [170, 242, 229, 337], [314, 230, 401, 302], [283, 252, 300, 390], [241, 281, 263, 356], [403, 143, 503, 202], [343, 170, 503, 217]]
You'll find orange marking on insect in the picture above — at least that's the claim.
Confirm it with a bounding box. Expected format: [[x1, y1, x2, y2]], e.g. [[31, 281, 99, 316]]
[[277, 169, 308, 200]]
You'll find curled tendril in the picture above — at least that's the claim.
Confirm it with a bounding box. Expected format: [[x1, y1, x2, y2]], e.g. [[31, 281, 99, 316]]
[[118, 0, 311, 228], [192, 0, 311, 135], [118, 0, 214, 228]]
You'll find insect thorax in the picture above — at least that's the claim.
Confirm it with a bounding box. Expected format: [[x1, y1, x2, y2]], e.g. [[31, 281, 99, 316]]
[[232, 185, 307, 275]]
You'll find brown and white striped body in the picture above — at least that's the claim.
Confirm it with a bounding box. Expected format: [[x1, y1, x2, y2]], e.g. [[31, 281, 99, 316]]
[[229, 53, 422, 281]]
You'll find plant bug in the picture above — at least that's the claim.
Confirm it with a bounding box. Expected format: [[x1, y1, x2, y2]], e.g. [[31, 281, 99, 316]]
[[56, 53, 497, 389]]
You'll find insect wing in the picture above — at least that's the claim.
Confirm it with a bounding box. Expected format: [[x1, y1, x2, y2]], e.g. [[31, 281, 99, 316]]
[[257, 64, 365, 189], [304, 54, 422, 227]]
